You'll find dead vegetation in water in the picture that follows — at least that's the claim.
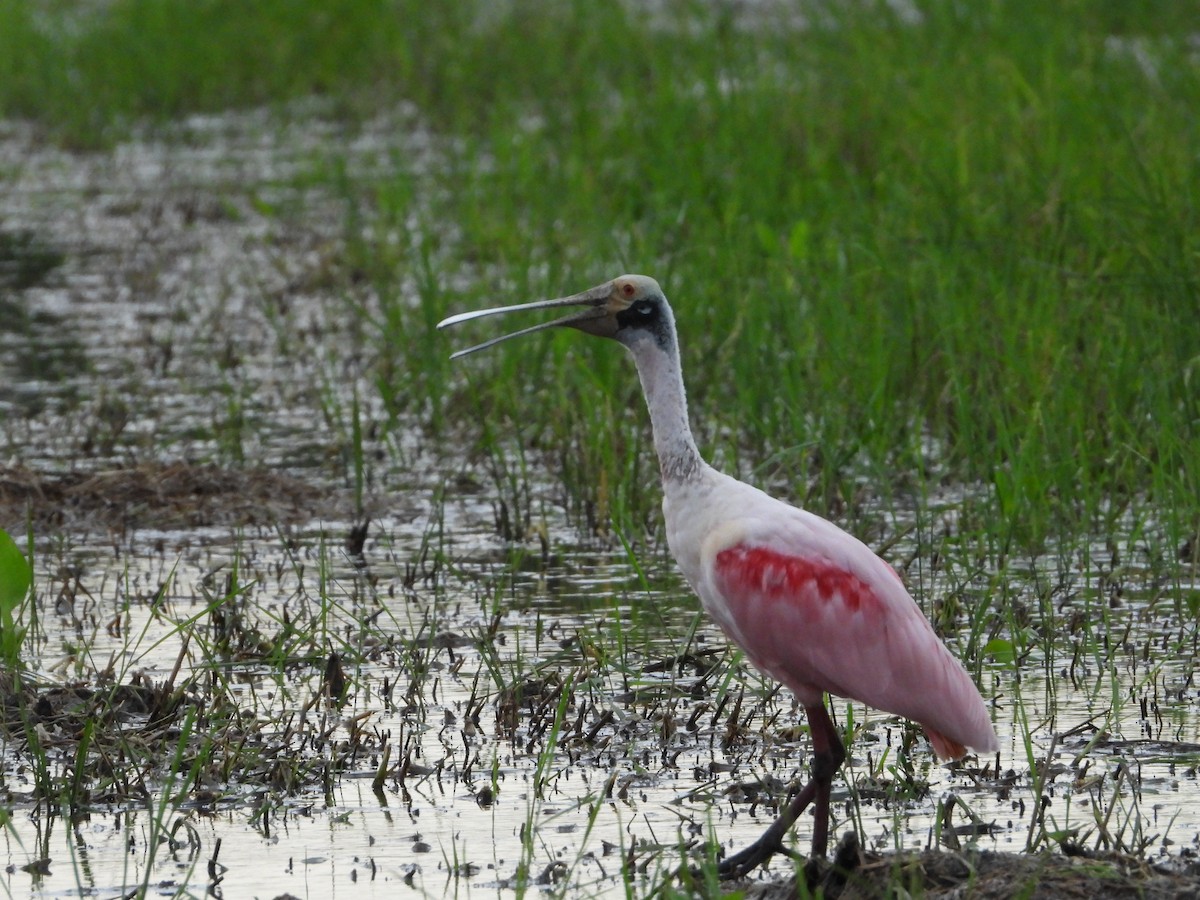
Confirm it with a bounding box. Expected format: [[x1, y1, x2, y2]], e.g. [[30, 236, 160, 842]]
[[2, 511, 1199, 896], [0, 640, 379, 814], [0, 461, 346, 531], [737, 834, 1200, 899], [0, 464, 1194, 894]]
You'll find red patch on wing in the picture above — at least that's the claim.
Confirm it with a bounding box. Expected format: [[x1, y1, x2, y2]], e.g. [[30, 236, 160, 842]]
[[715, 545, 881, 615]]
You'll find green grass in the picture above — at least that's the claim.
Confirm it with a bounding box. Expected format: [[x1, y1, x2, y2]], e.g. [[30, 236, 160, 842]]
[[5, 0, 1196, 553], [365, 0, 1200, 554]]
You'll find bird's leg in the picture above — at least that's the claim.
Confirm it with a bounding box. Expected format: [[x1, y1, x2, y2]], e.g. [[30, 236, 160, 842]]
[[806, 702, 846, 858], [714, 703, 846, 880]]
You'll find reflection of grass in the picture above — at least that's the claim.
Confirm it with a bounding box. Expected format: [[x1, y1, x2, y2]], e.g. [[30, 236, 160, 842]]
[[0, 229, 86, 410], [0, 228, 63, 291]]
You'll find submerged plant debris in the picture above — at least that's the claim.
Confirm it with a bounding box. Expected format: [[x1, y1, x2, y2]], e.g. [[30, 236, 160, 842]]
[[0, 462, 335, 530], [744, 836, 1200, 899]]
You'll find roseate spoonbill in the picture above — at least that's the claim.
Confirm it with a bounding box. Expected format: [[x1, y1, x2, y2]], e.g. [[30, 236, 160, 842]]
[[437, 275, 999, 878]]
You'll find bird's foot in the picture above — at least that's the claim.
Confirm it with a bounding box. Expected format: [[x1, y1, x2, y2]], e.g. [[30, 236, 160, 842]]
[[711, 830, 859, 885], [713, 833, 794, 881], [820, 830, 862, 891], [704, 776, 822, 880], [796, 832, 863, 895]]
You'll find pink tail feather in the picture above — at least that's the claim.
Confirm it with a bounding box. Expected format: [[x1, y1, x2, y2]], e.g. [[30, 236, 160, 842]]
[[925, 727, 968, 761]]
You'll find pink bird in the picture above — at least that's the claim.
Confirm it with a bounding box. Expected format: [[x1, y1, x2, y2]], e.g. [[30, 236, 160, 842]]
[[438, 275, 999, 878]]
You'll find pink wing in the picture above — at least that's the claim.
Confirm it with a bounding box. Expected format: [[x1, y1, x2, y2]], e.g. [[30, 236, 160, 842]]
[[710, 542, 997, 759]]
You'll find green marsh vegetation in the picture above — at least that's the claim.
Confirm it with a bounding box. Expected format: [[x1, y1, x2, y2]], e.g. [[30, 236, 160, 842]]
[[1, 0, 1199, 895], [2, 0, 1197, 541]]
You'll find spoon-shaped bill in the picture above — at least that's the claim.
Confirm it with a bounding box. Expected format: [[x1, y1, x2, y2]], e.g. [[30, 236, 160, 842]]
[[436, 281, 615, 358]]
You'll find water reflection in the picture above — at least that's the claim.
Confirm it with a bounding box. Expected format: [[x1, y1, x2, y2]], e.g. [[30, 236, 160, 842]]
[[0, 500, 1194, 897]]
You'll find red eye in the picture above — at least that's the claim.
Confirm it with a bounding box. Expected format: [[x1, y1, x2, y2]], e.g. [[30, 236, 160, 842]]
[[622, 283, 635, 298]]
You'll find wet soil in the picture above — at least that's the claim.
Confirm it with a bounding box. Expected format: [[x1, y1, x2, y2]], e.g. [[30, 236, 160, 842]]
[[743, 838, 1200, 899], [0, 461, 340, 531]]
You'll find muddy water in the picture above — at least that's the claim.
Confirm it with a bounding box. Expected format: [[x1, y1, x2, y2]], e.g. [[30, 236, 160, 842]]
[[2, 113, 1199, 899]]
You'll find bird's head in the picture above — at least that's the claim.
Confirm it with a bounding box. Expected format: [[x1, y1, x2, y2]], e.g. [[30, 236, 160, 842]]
[[437, 274, 672, 358]]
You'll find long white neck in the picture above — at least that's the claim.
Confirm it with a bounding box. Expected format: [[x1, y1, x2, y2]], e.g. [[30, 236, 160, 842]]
[[622, 328, 704, 483]]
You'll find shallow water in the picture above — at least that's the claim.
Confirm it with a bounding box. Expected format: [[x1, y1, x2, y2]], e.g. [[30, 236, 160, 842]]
[[2, 112, 1199, 899], [5, 501, 1198, 899]]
